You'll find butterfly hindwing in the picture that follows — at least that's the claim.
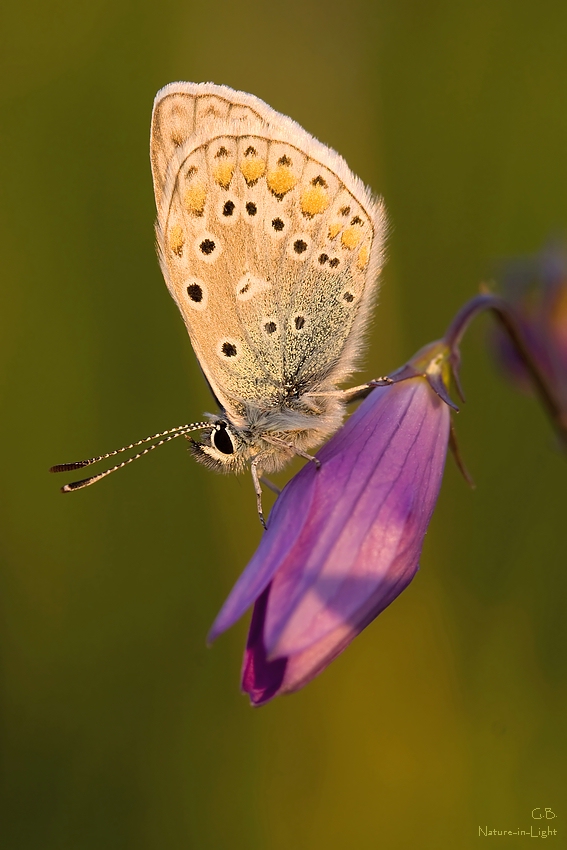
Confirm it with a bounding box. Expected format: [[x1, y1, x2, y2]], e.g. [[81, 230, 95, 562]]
[[151, 83, 386, 420]]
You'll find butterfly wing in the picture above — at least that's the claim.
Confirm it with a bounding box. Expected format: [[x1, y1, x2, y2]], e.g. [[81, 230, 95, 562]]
[[151, 82, 386, 425]]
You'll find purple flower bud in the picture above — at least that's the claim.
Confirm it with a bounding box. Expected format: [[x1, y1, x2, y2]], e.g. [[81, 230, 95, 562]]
[[494, 244, 567, 409], [209, 375, 451, 705]]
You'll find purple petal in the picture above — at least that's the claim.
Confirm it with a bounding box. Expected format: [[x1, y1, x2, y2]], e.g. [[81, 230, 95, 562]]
[[241, 584, 288, 706]]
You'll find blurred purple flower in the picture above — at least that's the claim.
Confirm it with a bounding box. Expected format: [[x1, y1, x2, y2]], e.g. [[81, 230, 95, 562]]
[[494, 244, 567, 409], [209, 370, 451, 705]]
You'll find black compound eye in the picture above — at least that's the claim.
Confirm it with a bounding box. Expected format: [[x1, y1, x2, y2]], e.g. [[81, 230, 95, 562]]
[[212, 422, 234, 455]]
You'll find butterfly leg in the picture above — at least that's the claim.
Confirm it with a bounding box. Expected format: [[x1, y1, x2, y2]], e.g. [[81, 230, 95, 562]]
[[342, 377, 393, 404], [260, 476, 281, 496], [250, 459, 267, 529], [263, 436, 321, 469]]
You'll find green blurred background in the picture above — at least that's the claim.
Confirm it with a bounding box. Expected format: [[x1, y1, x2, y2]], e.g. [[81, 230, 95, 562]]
[[1, 1, 566, 847]]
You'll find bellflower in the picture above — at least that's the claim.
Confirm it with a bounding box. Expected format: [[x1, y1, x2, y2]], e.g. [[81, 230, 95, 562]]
[[209, 345, 453, 705]]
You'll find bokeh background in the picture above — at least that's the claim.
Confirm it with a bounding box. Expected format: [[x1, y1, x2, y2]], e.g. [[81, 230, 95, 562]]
[[1, 1, 566, 847]]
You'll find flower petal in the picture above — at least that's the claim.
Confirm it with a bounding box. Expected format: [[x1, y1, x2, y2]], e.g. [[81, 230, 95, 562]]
[[241, 584, 288, 706]]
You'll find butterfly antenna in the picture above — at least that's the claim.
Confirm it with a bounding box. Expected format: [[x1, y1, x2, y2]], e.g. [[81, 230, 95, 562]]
[[50, 422, 210, 492]]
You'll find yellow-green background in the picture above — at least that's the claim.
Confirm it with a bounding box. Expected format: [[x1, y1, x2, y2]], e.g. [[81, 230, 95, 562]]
[[1, 1, 565, 847]]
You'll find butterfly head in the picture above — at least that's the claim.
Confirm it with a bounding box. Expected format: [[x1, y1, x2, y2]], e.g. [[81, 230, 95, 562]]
[[186, 412, 318, 475], [188, 418, 250, 473]]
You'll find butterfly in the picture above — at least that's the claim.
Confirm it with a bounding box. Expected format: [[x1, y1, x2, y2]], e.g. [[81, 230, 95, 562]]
[[51, 82, 387, 526]]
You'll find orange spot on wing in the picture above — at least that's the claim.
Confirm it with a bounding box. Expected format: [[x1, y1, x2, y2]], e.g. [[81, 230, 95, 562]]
[[267, 165, 297, 197], [300, 184, 330, 217], [212, 161, 235, 189], [341, 225, 362, 250], [183, 185, 207, 216], [357, 243, 370, 269], [169, 224, 185, 256], [240, 157, 266, 184]]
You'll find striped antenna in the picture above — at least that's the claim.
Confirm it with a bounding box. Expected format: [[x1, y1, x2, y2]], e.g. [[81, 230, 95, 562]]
[[50, 422, 210, 492]]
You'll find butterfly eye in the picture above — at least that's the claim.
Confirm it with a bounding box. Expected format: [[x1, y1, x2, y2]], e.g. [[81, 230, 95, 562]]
[[212, 422, 235, 455]]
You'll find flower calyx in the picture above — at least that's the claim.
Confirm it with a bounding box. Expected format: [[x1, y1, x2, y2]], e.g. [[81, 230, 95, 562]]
[[373, 340, 460, 412]]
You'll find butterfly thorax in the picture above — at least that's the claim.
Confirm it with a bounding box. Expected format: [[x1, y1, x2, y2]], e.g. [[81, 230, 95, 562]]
[[188, 388, 346, 475]]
